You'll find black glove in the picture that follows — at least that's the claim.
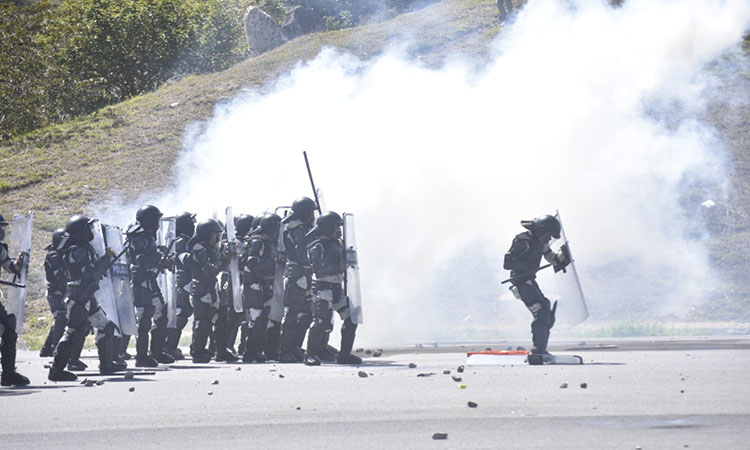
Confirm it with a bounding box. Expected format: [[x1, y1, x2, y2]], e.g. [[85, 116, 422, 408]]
[[553, 244, 571, 273]]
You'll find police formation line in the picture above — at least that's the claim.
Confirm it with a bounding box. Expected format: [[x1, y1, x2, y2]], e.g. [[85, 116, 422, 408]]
[[0, 204, 570, 386]]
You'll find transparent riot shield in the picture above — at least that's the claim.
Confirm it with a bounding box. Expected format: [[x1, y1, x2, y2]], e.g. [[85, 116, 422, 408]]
[[104, 225, 137, 336], [550, 211, 589, 326], [158, 217, 178, 328], [6, 211, 32, 335], [225, 207, 242, 313], [90, 220, 122, 335], [269, 218, 287, 322], [343, 213, 363, 325]]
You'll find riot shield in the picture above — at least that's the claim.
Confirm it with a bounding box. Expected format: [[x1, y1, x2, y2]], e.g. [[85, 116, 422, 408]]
[[225, 207, 242, 313], [343, 213, 363, 325], [157, 217, 178, 328], [551, 211, 589, 326], [6, 211, 32, 335], [90, 220, 122, 335], [269, 218, 287, 322], [104, 225, 137, 336]]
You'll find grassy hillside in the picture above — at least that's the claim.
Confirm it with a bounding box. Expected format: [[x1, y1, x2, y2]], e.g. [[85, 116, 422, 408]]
[[1, 0, 748, 345]]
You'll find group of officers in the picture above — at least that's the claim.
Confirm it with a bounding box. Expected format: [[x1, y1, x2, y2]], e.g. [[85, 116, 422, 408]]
[[1, 196, 362, 384], [0, 203, 570, 385]]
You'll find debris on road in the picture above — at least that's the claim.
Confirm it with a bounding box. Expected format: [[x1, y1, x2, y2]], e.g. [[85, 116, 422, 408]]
[[417, 373, 435, 377], [373, 351, 382, 357], [443, 369, 451, 375], [457, 365, 465, 373], [279, 374, 285, 378], [408, 363, 417, 368], [432, 433, 448, 440], [81, 379, 96, 387], [580, 383, 588, 389], [467, 401, 478, 408], [211, 379, 219, 385], [560, 383, 569, 389], [452, 375, 462, 382], [459, 384, 467, 389], [128, 387, 135, 392], [358, 371, 368, 378], [207, 391, 213, 396]]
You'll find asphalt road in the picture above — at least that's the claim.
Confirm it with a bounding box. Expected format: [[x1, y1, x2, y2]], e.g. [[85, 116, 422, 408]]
[[1, 337, 749, 449]]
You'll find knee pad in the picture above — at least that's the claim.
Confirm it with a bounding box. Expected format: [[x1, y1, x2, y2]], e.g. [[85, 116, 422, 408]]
[[88, 308, 110, 330]]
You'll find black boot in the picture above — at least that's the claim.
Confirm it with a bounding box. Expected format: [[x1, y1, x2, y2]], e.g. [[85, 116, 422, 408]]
[[164, 328, 185, 360], [1, 370, 30, 386], [1, 330, 30, 386], [336, 319, 361, 364], [265, 320, 281, 361], [149, 323, 174, 364], [119, 335, 133, 360], [191, 321, 212, 363], [40, 314, 65, 357], [49, 335, 78, 382]]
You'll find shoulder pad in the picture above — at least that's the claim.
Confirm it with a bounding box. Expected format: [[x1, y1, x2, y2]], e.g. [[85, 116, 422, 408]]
[[126, 223, 143, 236]]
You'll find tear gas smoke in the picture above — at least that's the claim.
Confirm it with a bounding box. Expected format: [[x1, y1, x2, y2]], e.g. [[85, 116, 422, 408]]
[[97, 0, 750, 345]]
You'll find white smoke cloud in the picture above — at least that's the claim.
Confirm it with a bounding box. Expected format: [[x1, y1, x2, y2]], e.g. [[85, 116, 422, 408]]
[[98, 0, 750, 345]]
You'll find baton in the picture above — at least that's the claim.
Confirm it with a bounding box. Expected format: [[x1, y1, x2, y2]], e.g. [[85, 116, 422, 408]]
[[0, 279, 25, 288], [501, 263, 552, 285]]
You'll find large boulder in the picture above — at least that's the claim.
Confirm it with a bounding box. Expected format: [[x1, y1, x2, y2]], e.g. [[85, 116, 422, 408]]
[[281, 6, 325, 40], [244, 6, 287, 56]]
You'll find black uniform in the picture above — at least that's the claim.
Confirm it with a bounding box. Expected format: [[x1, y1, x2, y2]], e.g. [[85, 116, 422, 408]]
[[504, 220, 569, 354], [187, 236, 223, 363], [164, 232, 193, 358], [126, 225, 171, 365], [306, 234, 359, 365], [214, 231, 239, 362], [49, 239, 119, 378], [0, 240, 30, 386], [278, 219, 313, 361], [241, 231, 277, 362], [40, 246, 68, 357]]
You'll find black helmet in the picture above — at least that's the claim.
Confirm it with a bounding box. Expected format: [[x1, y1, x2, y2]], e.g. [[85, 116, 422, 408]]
[[282, 197, 317, 224], [136, 205, 163, 232], [251, 215, 263, 231], [0, 213, 7, 241], [234, 214, 254, 237], [313, 211, 343, 237], [195, 219, 223, 243], [259, 213, 282, 239], [47, 228, 68, 250], [66, 215, 95, 242], [175, 211, 196, 237], [522, 215, 561, 240]]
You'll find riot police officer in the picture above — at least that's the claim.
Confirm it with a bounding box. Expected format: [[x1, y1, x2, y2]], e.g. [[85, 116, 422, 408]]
[[224, 214, 254, 357], [187, 219, 224, 363], [304, 212, 362, 366], [241, 213, 281, 363], [39, 229, 69, 358], [278, 197, 317, 363], [503, 215, 570, 357], [0, 213, 30, 386], [163, 212, 196, 360], [48, 215, 124, 381], [126, 205, 174, 367]]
